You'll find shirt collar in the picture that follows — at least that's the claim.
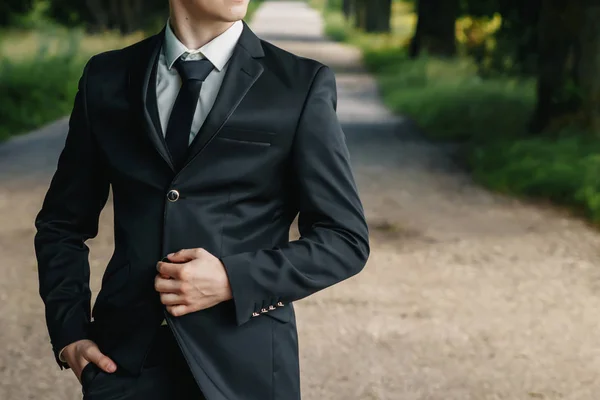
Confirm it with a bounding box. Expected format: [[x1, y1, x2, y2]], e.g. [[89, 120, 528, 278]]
[[164, 20, 244, 72]]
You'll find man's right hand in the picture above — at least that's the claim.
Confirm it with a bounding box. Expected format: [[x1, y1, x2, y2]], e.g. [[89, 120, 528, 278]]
[[62, 340, 117, 383]]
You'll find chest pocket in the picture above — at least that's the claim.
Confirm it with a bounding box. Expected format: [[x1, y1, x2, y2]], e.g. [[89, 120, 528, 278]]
[[216, 128, 276, 146]]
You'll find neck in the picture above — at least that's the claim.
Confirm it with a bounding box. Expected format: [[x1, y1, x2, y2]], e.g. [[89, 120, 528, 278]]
[[169, 4, 235, 50]]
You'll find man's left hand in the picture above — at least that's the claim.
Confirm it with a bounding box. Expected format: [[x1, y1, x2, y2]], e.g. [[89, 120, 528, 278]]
[[155, 248, 233, 317]]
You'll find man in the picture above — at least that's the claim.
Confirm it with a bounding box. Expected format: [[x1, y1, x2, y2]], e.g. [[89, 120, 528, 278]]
[[34, 0, 370, 399]]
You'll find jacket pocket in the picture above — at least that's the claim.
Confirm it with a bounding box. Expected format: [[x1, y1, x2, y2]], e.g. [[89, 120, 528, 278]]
[[217, 128, 275, 145], [81, 362, 100, 393]]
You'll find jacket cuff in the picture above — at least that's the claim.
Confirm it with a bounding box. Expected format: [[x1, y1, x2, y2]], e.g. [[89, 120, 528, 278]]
[[220, 253, 255, 327], [51, 323, 90, 370]]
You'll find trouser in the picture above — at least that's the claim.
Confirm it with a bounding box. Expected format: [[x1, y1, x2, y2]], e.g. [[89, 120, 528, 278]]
[[81, 325, 206, 400]]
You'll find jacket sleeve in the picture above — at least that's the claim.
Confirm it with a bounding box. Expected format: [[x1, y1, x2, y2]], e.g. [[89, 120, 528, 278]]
[[34, 56, 110, 369], [221, 65, 370, 326]]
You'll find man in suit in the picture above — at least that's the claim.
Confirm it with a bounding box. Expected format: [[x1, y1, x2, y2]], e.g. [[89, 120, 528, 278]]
[[34, 0, 370, 399]]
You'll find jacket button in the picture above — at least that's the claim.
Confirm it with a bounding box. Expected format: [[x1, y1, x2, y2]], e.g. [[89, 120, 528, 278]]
[[167, 189, 180, 202]]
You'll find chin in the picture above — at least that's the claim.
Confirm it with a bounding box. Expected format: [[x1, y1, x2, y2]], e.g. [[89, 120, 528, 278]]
[[225, 5, 248, 21]]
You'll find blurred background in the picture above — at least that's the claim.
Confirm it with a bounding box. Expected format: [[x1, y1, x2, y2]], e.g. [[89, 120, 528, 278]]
[[2, 0, 600, 399]]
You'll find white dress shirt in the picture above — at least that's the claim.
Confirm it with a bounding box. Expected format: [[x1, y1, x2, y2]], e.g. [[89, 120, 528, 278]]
[[58, 20, 243, 364], [157, 20, 244, 143]]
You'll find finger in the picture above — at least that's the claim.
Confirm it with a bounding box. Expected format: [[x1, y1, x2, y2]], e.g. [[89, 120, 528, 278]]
[[167, 304, 190, 317], [156, 261, 184, 279], [160, 292, 186, 305], [84, 345, 117, 373], [167, 248, 206, 263], [154, 275, 182, 293]]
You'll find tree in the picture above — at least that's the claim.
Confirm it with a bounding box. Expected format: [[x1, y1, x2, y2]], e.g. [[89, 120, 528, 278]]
[[353, 0, 392, 33], [46, 0, 166, 33], [0, 0, 35, 26], [409, 0, 459, 58], [461, 0, 541, 75], [342, 0, 352, 18], [576, 0, 600, 133], [530, 0, 600, 134], [365, 0, 392, 32]]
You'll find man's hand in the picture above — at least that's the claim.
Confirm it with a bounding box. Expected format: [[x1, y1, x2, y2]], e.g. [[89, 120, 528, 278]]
[[62, 340, 117, 383], [155, 248, 233, 317]]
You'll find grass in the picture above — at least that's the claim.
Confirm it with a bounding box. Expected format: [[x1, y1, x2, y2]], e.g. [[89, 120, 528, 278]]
[[246, 0, 264, 21], [0, 28, 140, 140], [313, 1, 600, 223]]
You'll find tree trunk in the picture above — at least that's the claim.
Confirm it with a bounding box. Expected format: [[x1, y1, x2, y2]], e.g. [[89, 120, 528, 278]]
[[577, 0, 600, 133], [515, 0, 542, 73], [530, 0, 583, 133], [364, 0, 392, 33], [85, 0, 109, 31], [342, 0, 352, 18], [354, 0, 367, 29], [120, 0, 144, 33], [409, 0, 459, 58]]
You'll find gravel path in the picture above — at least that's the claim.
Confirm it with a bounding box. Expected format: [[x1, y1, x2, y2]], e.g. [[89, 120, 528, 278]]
[[2, 2, 600, 399]]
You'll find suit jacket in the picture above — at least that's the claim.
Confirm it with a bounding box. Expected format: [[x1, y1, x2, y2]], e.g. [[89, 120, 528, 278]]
[[34, 21, 370, 400]]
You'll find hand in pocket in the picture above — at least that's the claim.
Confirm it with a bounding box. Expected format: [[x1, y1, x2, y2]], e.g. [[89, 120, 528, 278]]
[[62, 339, 117, 384]]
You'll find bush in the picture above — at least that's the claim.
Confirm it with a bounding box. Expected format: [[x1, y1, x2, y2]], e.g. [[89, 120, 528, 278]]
[[0, 31, 84, 140], [0, 28, 142, 140], [471, 135, 600, 222], [363, 50, 536, 142]]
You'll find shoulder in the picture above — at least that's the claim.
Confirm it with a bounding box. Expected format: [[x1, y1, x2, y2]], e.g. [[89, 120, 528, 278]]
[[84, 34, 158, 80], [257, 39, 332, 88]]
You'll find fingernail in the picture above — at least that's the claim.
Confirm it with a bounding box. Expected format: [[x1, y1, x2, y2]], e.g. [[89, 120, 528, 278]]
[[107, 364, 116, 372], [168, 253, 174, 257]]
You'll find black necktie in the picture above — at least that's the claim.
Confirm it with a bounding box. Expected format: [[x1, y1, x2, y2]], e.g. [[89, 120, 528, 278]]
[[165, 57, 214, 170]]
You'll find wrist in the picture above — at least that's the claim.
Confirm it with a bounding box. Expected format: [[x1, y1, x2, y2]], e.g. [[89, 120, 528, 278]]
[[59, 340, 84, 363]]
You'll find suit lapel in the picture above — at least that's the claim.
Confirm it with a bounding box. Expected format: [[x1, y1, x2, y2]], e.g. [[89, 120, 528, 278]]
[[128, 28, 176, 172], [183, 22, 265, 168]]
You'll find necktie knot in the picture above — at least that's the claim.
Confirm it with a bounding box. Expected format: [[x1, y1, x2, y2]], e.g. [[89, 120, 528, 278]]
[[174, 57, 214, 82]]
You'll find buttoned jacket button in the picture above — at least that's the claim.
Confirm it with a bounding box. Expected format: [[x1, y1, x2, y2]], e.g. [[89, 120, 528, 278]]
[[167, 189, 180, 202]]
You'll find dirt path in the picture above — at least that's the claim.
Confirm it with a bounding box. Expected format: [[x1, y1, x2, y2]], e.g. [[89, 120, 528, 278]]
[[2, 2, 600, 400]]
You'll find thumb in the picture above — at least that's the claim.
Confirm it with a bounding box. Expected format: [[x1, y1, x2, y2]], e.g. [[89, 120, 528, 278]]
[[86, 345, 117, 373]]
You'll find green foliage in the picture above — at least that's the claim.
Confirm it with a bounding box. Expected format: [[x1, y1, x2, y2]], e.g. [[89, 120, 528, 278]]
[[0, 31, 85, 140], [0, 27, 139, 140], [364, 49, 535, 141], [470, 136, 600, 222], [0, 0, 35, 26], [246, 0, 265, 22], [323, 12, 352, 42], [8, 0, 58, 29]]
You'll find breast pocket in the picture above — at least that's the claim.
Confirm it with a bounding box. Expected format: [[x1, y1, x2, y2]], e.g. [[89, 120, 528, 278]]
[[216, 128, 275, 146]]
